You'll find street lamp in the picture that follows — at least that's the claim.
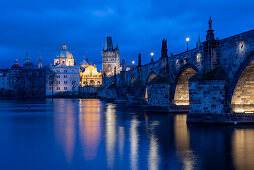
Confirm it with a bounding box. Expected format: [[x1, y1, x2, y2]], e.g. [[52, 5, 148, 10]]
[[150, 52, 154, 62], [132, 60, 135, 65], [186, 37, 190, 51]]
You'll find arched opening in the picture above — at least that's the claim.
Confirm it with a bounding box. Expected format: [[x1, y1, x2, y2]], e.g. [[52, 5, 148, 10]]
[[145, 73, 157, 101], [97, 81, 101, 85], [174, 68, 197, 105], [89, 80, 95, 86], [231, 59, 254, 113]]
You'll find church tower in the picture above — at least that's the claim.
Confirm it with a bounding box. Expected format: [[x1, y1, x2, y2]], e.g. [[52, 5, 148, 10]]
[[102, 37, 120, 77], [38, 56, 42, 68]]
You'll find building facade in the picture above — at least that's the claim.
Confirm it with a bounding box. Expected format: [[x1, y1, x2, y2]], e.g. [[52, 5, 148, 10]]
[[46, 44, 80, 96], [0, 56, 46, 98], [102, 37, 121, 77], [80, 59, 102, 87]]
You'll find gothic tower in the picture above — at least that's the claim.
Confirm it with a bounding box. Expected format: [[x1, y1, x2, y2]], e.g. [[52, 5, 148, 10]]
[[102, 37, 120, 77]]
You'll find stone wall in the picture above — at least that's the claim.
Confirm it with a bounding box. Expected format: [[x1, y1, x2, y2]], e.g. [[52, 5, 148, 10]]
[[147, 84, 170, 107], [189, 79, 230, 115], [98, 87, 117, 100]]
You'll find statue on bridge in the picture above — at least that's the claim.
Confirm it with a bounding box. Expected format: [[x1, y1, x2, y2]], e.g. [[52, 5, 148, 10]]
[[160, 39, 169, 75]]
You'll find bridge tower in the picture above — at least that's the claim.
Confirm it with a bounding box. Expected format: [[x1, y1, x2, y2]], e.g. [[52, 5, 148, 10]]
[[102, 37, 120, 77]]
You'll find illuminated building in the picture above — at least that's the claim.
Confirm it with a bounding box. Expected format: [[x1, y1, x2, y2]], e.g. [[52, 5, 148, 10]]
[[79, 59, 102, 86], [46, 44, 80, 96], [102, 37, 121, 77]]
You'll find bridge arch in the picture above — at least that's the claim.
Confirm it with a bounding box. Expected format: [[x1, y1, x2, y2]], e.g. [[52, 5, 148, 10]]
[[172, 64, 199, 105], [145, 71, 157, 101], [231, 51, 254, 113]]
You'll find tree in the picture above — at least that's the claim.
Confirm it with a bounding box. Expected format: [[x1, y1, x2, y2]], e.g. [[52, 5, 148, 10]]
[[70, 75, 78, 96], [48, 69, 57, 96]]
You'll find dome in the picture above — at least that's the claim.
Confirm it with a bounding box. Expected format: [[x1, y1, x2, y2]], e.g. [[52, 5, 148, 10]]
[[11, 59, 21, 70], [11, 64, 21, 70], [56, 44, 74, 59]]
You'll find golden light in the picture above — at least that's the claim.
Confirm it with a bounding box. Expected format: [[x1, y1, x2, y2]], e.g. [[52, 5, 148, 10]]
[[186, 37, 190, 42], [150, 52, 154, 57], [132, 60, 135, 65]]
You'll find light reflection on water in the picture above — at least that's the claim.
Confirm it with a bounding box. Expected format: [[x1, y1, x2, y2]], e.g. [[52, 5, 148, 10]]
[[0, 99, 253, 170]]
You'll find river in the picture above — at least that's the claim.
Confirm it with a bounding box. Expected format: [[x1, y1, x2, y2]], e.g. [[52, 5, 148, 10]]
[[0, 99, 253, 170]]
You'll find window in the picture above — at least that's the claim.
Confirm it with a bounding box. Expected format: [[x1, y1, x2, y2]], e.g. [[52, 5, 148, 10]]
[[57, 75, 60, 78], [64, 87, 67, 90], [64, 70, 67, 73], [57, 87, 60, 90], [58, 81, 60, 84], [64, 81, 67, 84]]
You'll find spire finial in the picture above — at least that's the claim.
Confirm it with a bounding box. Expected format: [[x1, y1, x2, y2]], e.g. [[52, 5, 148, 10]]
[[196, 34, 201, 48], [209, 16, 212, 30]]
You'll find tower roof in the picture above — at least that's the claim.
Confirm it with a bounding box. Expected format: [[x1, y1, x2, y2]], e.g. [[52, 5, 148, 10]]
[[105, 37, 113, 51]]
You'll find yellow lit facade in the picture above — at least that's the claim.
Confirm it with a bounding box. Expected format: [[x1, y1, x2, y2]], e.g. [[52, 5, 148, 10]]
[[80, 62, 102, 87]]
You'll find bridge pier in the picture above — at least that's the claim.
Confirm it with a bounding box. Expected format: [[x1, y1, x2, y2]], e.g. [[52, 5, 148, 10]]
[[146, 75, 171, 108], [187, 66, 232, 123]]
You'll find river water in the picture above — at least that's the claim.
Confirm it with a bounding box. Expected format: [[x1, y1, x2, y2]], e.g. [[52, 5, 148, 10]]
[[0, 99, 253, 170]]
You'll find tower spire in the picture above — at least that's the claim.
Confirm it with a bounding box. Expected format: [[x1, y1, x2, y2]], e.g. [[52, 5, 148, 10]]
[[38, 56, 42, 68], [209, 16, 213, 30], [24, 52, 30, 64], [196, 34, 201, 48], [105, 37, 113, 51]]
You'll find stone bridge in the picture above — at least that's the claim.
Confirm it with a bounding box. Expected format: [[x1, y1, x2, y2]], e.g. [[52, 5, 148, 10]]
[[99, 18, 254, 124]]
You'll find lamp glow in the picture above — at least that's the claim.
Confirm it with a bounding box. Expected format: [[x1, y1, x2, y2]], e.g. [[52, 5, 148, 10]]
[[132, 61, 135, 65], [186, 37, 190, 42], [150, 52, 154, 56]]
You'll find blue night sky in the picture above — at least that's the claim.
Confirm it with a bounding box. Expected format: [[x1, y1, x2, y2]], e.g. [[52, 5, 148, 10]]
[[0, 0, 253, 70]]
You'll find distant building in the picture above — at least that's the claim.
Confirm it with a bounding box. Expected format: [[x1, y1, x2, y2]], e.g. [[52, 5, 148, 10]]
[[79, 59, 102, 87], [0, 56, 46, 98], [46, 44, 80, 96], [102, 37, 121, 77]]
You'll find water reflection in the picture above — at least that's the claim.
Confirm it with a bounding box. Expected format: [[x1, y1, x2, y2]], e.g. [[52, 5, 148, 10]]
[[79, 99, 102, 160], [130, 116, 139, 170], [118, 126, 125, 160], [232, 128, 254, 170], [0, 99, 254, 170], [105, 103, 116, 168], [174, 115, 194, 170], [53, 99, 76, 163]]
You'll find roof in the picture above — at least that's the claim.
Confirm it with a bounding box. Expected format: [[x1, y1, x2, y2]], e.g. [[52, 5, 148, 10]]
[[80, 59, 89, 66], [56, 44, 74, 59], [11, 64, 21, 70], [105, 37, 113, 51]]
